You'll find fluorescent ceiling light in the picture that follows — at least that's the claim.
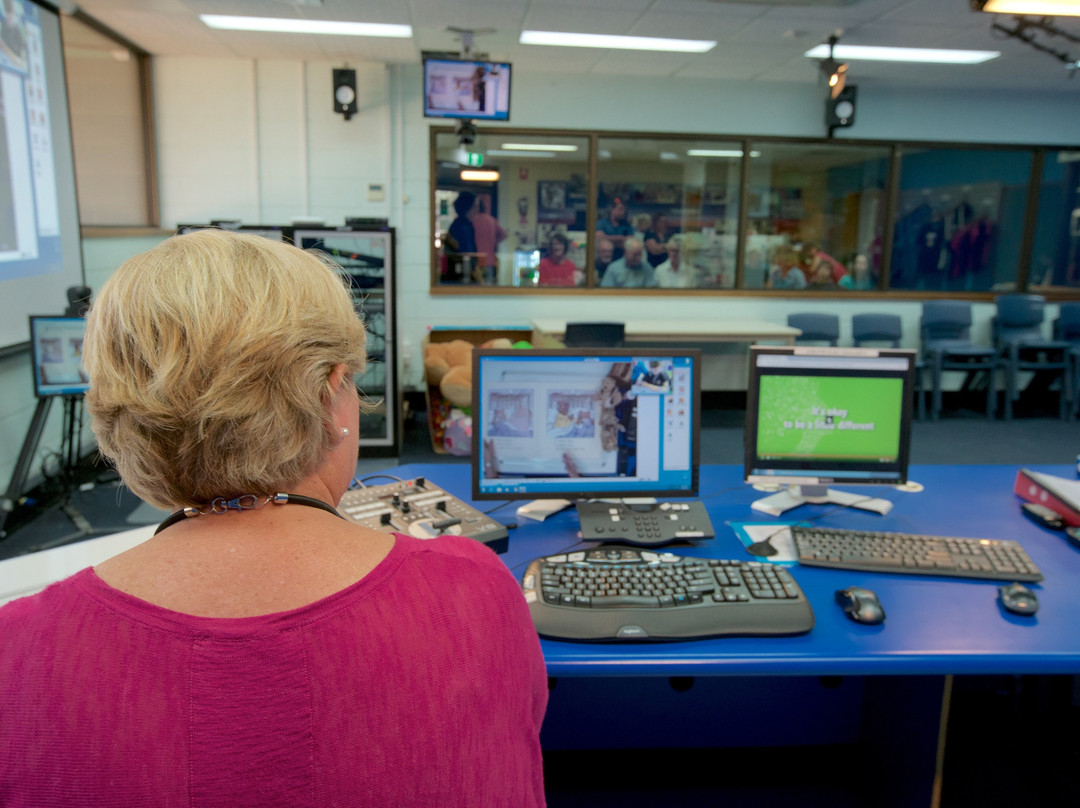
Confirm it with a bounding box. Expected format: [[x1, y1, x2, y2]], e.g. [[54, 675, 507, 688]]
[[485, 150, 556, 158], [978, 1, 1080, 15], [520, 30, 716, 53], [499, 143, 578, 152], [687, 149, 762, 158], [200, 15, 413, 37], [804, 44, 999, 64], [461, 170, 500, 181], [660, 152, 679, 160]]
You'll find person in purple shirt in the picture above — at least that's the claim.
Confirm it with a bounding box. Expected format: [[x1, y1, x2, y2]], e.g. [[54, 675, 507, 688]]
[[0, 230, 547, 806]]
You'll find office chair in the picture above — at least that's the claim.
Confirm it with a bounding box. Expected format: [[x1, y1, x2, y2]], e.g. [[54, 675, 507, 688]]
[[920, 300, 997, 421], [992, 294, 1069, 420], [852, 313, 924, 419], [1054, 301, 1080, 417], [562, 322, 626, 348], [787, 313, 839, 346]]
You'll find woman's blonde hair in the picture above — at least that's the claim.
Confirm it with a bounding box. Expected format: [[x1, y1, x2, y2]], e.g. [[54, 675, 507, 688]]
[[83, 229, 367, 510]]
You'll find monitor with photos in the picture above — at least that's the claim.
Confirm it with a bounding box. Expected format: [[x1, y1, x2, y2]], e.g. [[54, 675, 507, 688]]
[[423, 58, 511, 121], [472, 348, 701, 500], [29, 315, 89, 397], [744, 345, 917, 516]]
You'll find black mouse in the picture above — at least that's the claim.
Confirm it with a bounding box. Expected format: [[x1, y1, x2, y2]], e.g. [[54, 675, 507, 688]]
[[835, 586, 885, 625], [998, 583, 1039, 616]]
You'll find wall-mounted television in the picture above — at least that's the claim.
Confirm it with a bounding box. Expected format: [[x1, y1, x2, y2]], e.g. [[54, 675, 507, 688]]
[[423, 58, 511, 121], [29, 315, 89, 397]]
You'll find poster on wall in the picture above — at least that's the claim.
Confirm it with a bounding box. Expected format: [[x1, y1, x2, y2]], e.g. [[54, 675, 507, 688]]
[[537, 180, 573, 224]]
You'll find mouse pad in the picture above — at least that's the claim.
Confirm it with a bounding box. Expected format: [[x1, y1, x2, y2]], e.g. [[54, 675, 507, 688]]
[[728, 522, 798, 565]]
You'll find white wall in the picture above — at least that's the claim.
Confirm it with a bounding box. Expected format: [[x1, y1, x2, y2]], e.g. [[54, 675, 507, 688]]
[[5, 57, 1075, 494]]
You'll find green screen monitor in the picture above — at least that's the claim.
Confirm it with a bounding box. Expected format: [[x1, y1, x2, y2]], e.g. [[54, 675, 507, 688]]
[[744, 346, 916, 516]]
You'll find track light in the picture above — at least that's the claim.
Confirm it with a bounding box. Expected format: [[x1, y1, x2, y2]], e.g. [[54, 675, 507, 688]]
[[818, 35, 849, 98]]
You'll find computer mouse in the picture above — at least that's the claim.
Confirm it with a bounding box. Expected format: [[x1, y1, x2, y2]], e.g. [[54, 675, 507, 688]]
[[835, 586, 885, 625], [998, 582, 1039, 616]]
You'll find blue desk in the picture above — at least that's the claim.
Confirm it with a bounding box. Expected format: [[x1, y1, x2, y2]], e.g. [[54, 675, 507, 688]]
[[387, 462, 1080, 806]]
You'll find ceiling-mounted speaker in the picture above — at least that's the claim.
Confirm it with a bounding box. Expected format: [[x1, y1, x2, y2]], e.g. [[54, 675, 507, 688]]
[[333, 68, 358, 120], [826, 84, 857, 131]]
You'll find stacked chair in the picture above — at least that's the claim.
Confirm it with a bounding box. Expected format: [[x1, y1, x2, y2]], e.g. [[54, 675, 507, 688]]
[[1053, 301, 1080, 418], [788, 313, 839, 346], [920, 301, 997, 420], [992, 294, 1070, 420]]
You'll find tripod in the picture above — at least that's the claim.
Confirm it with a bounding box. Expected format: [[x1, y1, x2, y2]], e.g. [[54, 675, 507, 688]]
[[0, 394, 112, 550]]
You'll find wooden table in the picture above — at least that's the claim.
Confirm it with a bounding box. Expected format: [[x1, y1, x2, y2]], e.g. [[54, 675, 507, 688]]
[[531, 317, 800, 346]]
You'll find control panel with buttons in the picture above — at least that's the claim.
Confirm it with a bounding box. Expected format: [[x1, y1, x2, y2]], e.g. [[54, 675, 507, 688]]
[[339, 477, 508, 553], [575, 500, 715, 547]]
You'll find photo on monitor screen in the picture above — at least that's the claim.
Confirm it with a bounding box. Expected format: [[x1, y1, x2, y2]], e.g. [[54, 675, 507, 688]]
[[30, 315, 89, 397], [423, 58, 511, 121], [472, 348, 700, 500]]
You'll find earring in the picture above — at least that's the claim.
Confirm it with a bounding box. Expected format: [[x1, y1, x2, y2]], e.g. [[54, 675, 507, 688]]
[[341, 427, 350, 437]]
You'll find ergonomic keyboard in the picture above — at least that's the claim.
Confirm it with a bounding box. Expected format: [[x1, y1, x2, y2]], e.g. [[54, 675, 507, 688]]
[[790, 525, 1043, 582], [521, 547, 814, 641]]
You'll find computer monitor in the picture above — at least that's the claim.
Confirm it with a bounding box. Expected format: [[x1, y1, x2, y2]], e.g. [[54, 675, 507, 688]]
[[744, 345, 917, 516], [423, 57, 511, 121], [472, 348, 701, 500], [29, 315, 89, 397]]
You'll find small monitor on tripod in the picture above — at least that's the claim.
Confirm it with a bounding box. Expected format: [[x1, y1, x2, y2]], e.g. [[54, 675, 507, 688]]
[[29, 315, 90, 397]]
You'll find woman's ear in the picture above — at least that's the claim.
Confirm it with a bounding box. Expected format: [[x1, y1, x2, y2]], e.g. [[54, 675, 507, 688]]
[[326, 363, 350, 397]]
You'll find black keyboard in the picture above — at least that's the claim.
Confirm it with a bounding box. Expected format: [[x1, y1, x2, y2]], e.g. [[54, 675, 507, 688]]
[[791, 526, 1044, 582], [521, 547, 814, 641]]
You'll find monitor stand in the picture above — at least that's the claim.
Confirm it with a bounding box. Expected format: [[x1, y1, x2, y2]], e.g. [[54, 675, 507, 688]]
[[750, 484, 893, 517]]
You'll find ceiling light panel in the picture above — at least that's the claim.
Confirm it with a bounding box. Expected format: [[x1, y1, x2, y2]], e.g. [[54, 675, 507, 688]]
[[804, 44, 1000, 64], [200, 16, 413, 37], [979, 1, 1080, 15], [520, 30, 716, 53]]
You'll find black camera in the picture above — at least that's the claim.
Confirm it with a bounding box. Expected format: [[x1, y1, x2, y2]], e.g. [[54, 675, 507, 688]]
[[455, 119, 477, 146]]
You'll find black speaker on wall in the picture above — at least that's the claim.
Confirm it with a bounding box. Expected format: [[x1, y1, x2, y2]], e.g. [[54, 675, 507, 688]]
[[333, 68, 358, 120], [826, 85, 857, 132]]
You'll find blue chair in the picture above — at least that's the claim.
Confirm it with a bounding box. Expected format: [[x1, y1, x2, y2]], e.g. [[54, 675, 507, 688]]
[[1054, 301, 1080, 418], [920, 301, 996, 420], [992, 294, 1069, 420], [852, 313, 901, 347], [788, 313, 839, 346], [563, 322, 626, 348], [853, 313, 925, 419]]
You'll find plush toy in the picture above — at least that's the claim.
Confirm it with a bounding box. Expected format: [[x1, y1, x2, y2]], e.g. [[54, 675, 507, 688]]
[[423, 337, 522, 453], [423, 337, 517, 409]]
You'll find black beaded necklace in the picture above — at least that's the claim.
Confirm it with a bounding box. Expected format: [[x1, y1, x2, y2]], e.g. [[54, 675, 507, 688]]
[[155, 493, 345, 535]]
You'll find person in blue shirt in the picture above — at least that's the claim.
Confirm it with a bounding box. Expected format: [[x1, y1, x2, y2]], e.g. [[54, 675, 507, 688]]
[[601, 238, 656, 288], [595, 198, 633, 261]]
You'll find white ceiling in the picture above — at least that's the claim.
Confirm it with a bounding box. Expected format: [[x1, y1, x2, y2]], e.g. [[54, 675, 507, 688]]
[[66, 0, 1080, 93]]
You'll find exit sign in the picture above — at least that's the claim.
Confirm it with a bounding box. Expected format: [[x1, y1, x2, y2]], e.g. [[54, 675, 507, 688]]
[[466, 152, 484, 167]]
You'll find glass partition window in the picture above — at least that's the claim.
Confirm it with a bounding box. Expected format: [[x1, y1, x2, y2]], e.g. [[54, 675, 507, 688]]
[[429, 126, 1078, 299], [433, 131, 590, 288], [1030, 150, 1080, 291], [890, 147, 1033, 292], [595, 137, 743, 289], [744, 142, 890, 291]]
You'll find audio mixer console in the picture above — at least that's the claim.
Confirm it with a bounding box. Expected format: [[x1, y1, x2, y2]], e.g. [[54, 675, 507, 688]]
[[338, 477, 509, 553]]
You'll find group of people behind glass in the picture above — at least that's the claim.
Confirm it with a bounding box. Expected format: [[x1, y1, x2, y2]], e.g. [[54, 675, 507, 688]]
[[767, 243, 874, 291], [540, 197, 689, 288]]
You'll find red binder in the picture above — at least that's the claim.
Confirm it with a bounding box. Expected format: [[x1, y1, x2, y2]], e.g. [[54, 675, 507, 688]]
[[1014, 468, 1080, 527]]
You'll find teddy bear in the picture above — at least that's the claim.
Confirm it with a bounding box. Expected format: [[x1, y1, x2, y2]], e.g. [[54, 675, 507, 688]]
[[423, 337, 517, 409], [422, 337, 522, 454]]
